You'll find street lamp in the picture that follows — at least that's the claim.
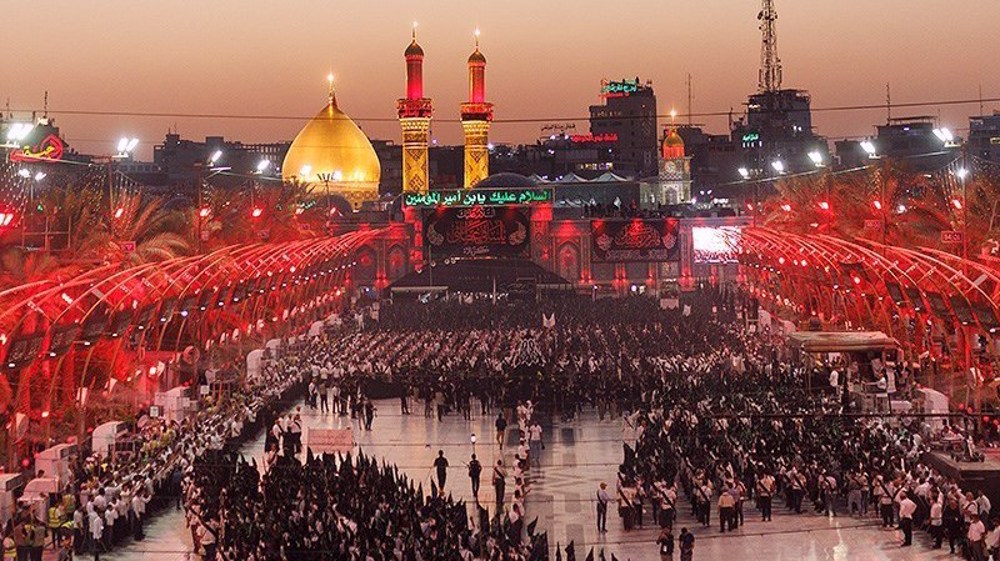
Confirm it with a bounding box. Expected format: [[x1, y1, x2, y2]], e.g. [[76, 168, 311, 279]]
[[4, 123, 34, 145], [116, 137, 139, 158], [860, 140, 877, 158], [737, 167, 750, 180], [808, 151, 824, 167], [255, 159, 271, 174], [933, 128, 955, 145], [771, 160, 785, 174], [210, 150, 223, 165]]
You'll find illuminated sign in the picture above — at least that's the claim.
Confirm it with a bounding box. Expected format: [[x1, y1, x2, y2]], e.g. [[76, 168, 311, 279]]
[[741, 132, 760, 144], [591, 219, 680, 263], [403, 188, 553, 208], [570, 133, 618, 144], [8, 134, 65, 163], [600, 79, 640, 99]]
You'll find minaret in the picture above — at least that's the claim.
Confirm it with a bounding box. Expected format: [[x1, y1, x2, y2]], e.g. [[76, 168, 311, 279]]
[[397, 23, 433, 194], [460, 29, 493, 189]]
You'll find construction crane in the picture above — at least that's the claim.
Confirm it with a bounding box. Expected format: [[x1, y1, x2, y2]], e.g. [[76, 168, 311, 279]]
[[758, 0, 782, 93]]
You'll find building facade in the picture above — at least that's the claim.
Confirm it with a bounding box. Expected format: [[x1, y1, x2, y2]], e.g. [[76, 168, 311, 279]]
[[589, 78, 658, 178]]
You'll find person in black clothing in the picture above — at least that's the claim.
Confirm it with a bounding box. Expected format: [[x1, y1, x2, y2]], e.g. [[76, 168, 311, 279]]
[[399, 385, 410, 415], [495, 414, 508, 449], [942, 498, 962, 554], [493, 459, 507, 509], [657, 527, 674, 561], [467, 454, 482, 500], [362, 399, 376, 431], [433, 450, 449, 490]]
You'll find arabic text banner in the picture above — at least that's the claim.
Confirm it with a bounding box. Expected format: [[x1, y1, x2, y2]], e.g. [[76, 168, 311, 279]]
[[403, 188, 553, 208], [591, 218, 680, 263], [424, 207, 530, 258]]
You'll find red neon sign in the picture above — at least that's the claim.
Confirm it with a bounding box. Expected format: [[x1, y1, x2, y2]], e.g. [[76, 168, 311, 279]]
[[8, 134, 65, 163], [570, 133, 618, 144]]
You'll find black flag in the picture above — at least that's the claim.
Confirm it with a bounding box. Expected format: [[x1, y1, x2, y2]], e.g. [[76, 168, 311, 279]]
[[566, 540, 576, 561]]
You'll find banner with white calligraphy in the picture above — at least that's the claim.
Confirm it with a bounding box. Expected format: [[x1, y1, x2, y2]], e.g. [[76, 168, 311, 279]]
[[590, 218, 680, 263]]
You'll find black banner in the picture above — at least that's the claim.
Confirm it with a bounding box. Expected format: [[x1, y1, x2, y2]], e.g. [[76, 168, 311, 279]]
[[591, 218, 679, 262], [424, 206, 530, 258]]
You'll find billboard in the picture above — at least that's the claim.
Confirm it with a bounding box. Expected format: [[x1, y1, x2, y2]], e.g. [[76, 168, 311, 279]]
[[591, 218, 679, 262], [692, 226, 742, 264], [424, 206, 530, 258]]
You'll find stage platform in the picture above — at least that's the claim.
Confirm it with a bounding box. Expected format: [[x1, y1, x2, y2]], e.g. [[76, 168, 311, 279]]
[[924, 449, 1000, 506]]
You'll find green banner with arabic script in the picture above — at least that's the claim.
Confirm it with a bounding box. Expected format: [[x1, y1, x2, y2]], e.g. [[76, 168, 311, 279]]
[[403, 188, 552, 208]]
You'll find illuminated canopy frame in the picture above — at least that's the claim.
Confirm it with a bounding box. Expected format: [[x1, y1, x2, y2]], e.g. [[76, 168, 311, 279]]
[[0, 229, 381, 421], [736, 227, 1000, 371]]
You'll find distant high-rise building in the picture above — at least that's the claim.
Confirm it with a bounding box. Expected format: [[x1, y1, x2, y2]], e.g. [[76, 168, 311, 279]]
[[589, 78, 658, 177], [969, 113, 1000, 165], [153, 133, 289, 186], [835, 117, 958, 172]]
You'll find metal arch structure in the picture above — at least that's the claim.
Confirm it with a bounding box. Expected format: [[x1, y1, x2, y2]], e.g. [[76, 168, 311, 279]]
[[0, 229, 382, 446], [736, 227, 1000, 386]]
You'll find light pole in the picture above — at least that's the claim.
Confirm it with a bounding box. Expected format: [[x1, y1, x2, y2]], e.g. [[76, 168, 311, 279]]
[[738, 167, 756, 226], [195, 152, 229, 253], [809, 150, 829, 230], [317, 170, 343, 219]]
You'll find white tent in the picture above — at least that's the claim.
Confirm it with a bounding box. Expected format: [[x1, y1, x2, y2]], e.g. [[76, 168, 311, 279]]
[[556, 173, 587, 183], [593, 171, 628, 182]]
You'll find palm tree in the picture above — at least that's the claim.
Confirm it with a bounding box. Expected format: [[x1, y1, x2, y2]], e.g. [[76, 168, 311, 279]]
[[77, 191, 191, 265], [767, 161, 953, 249]]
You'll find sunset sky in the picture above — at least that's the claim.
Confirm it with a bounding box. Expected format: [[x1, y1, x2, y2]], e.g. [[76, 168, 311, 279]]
[[5, 0, 999, 158]]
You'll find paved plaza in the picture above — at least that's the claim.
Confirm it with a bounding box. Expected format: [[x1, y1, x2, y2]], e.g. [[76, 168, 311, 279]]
[[100, 399, 959, 561]]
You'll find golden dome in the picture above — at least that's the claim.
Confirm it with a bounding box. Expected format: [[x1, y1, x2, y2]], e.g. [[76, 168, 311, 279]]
[[664, 129, 684, 147], [282, 92, 381, 210]]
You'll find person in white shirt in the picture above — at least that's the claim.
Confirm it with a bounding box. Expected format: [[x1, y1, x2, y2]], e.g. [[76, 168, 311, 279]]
[[967, 513, 986, 561], [898, 495, 916, 546], [975, 491, 991, 520], [985, 518, 1000, 561], [527, 422, 543, 468], [929, 496, 944, 549], [88, 509, 103, 555]]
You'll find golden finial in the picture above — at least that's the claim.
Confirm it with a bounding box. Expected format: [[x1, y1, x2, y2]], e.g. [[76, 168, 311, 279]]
[[474, 28, 480, 48], [327, 73, 335, 105], [412, 21, 418, 40]]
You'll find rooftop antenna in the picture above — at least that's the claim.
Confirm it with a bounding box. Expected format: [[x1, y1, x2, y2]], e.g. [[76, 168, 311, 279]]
[[885, 83, 891, 124], [43, 90, 48, 118], [686, 73, 693, 126], [757, 0, 782, 93], [979, 83, 984, 115]]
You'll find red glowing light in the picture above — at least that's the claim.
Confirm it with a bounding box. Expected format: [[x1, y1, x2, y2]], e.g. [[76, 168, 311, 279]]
[[951, 199, 963, 210], [780, 203, 792, 212], [251, 207, 263, 218], [199, 207, 211, 218], [873, 200, 883, 210], [818, 201, 830, 210], [114, 207, 124, 219]]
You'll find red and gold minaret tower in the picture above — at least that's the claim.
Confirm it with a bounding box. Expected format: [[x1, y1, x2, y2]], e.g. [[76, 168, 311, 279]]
[[397, 24, 433, 194], [460, 30, 494, 188]]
